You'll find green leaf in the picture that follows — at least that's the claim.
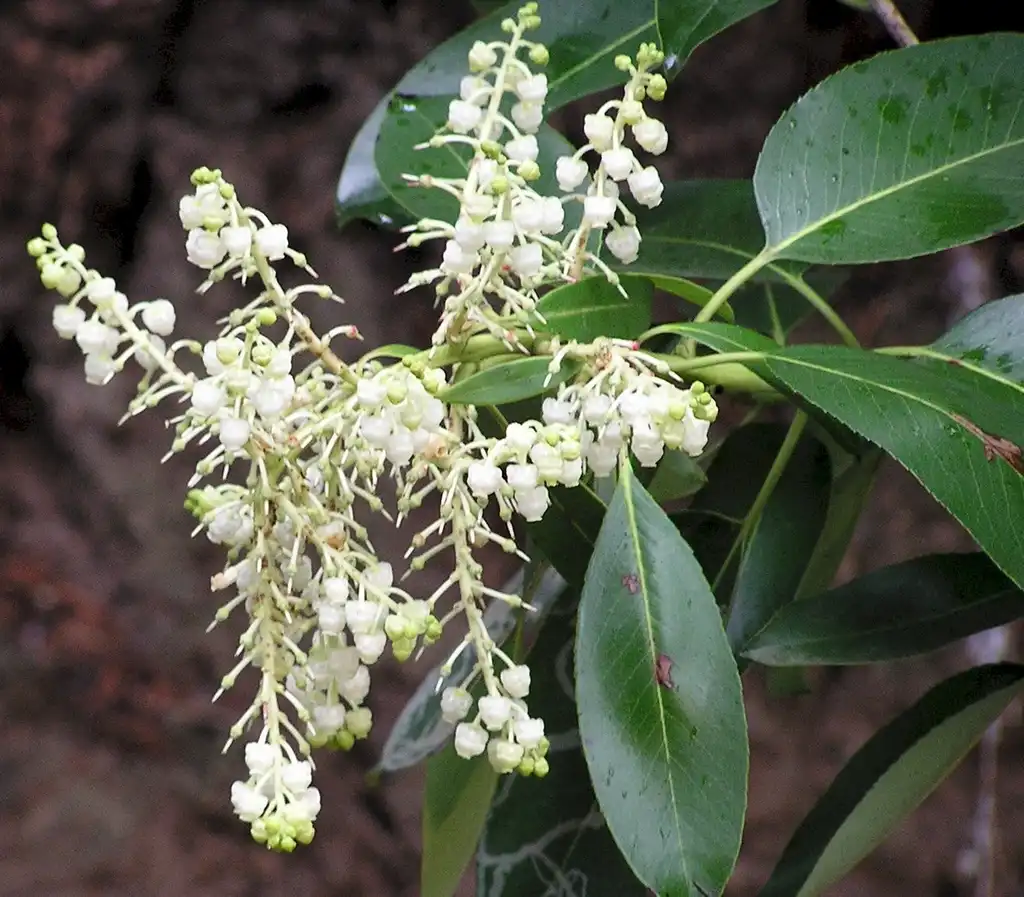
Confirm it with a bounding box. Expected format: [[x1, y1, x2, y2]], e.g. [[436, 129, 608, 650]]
[[335, 96, 416, 229], [374, 565, 567, 774], [336, 0, 658, 226], [528, 484, 607, 590], [648, 449, 707, 502], [726, 433, 832, 654], [758, 664, 1024, 897], [931, 293, 1024, 385], [423, 745, 499, 897], [673, 323, 1024, 591], [536, 275, 653, 342], [675, 422, 793, 600], [577, 460, 748, 896], [657, 0, 779, 68], [793, 445, 881, 600], [755, 34, 1024, 264], [648, 274, 734, 322], [441, 356, 577, 405], [744, 554, 1024, 666], [614, 180, 807, 283], [359, 343, 420, 363], [476, 600, 647, 897]]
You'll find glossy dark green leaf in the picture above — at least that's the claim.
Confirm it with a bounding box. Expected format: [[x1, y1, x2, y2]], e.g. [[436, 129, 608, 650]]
[[726, 433, 832, 654], [758, 664, 1024, 897], [528, 484, 607, 590], [675, 422, 792, 600], [577, 460, 747, 896], [648, 449, 707, 502], [536, 275, 653, 342], [336, 97, 417, 229], [423, 745, 499, 897], [337, 0, 658, 226], [755, 34, 1024, 264], [648, 274, 734, 322], [673, 322, 1024, 591], [657, 0, 779, 68], [745, 554, 1024, 666], [613, 180, 807, 283], [476, 600, 647, 897], [931, 294, 1024, 385], [794, 445, 881, 600], [375, 566, 567, 774], [441, 356, 577, 405]]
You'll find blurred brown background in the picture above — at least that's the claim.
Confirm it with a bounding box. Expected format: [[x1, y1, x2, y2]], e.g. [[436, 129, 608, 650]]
[[1, 1, 1024, 895]]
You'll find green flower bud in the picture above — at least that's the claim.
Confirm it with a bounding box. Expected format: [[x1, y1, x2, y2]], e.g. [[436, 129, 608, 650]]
[[27, 237, 47, 257], [40, 263, 63, 290], [334, 729, 356, 751], [490, 175, 509, 195], [392, 637, 415, 662], [614, 54, 632, 71], [533, 757, 549, 777], [518, 756, 536, 776], [41, 223, 57, 240], [519, 160, 541, 181], [501, 17, 516, 32], [219, 182, 235, 200], [529, 44, 549, 65], [57, 267, 82, 298], [384, 614, 408, 641], [646, 74, 668, 101]]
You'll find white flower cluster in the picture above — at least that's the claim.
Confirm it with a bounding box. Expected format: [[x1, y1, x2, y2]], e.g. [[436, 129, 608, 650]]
[[460, 340, 718, 524], [24, 4, 716, 856], [230, 744, 321, 851], [443, 660, 549, 776], [555, 42, 669, 265], [397, 5, 670, 348], [32, 231, 182, 387]]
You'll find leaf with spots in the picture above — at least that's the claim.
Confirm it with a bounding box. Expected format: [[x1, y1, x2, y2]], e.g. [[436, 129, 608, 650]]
[[669, 322, 1024, 592], [754, 34, 1024, 263], [577, 457, 748, 896], [930, 293, 1024, 386]]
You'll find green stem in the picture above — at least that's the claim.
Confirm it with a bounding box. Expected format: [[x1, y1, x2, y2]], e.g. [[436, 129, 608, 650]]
[[712, 410, 808, 596], [693, 253, 770, 327], [774, 269, 860, 348]]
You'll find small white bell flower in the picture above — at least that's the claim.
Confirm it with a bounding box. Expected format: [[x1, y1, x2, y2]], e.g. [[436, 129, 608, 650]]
[[52, 304, 86, 339], [583, 195, 617, 229], [515, 74, 548, 103], [500, 664, 531, 699], [467, 460, 504, 497], [478, 694, 512, 730], [583, 113, 615, 151], [510, 101, 543, 134], [141, 299, 176, 336], [468, 40, 497, 72], [448, 99, 483, 134], [514, 485, 550, 521], [454, 722, 488, 759], [605, 225, 642, 264], [627, 166, 665, 208], [509, 243, 543, 278], [220, 225, 253, 258], [555, 156, 588, 192], [505, 134, 539, 163], [441, 687, 474, 724], [254, 223, 289, 261], [633, 117, 669, 155], [601, 147, 636, 181], [514, 717, 545, 750], [219, 416, 251, 452]]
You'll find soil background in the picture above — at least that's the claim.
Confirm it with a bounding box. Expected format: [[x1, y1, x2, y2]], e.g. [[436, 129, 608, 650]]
[[2, 1, 1024, 895]]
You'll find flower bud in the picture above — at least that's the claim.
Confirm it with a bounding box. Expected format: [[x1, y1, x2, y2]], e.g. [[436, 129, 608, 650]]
[[346, 707, 373, 739]]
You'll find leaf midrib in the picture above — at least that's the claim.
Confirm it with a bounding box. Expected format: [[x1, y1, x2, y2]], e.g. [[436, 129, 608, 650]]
[[621, 468, 688, 879], [762, 129, 1024, 259]]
